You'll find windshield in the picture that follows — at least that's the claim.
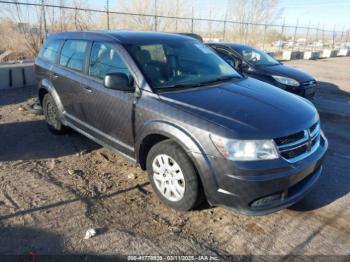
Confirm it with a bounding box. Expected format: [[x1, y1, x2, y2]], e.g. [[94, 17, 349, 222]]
[[125, 40, 241, 89], [237, 46, 279, 66]]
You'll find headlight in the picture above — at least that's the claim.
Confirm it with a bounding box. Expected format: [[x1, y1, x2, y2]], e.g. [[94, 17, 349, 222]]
[[272, 75, 299, 86], [210, 134, 279, 161]]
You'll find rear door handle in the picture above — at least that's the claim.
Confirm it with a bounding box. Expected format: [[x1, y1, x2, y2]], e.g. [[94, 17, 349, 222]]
[[52, 73, 59, 79]]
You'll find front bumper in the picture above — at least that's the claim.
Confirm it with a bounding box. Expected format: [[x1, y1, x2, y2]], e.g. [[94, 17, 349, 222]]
[[285, 83, 317, 99], [206, 132, 328, 215]]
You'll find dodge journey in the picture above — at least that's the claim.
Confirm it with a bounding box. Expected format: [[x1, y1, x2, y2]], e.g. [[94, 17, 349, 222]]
[[35, 31, 328, 215]]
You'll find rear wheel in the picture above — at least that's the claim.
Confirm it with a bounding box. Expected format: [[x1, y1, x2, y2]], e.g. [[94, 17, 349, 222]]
[[146, 140, 202, 211], [42, 93, 68, 134]]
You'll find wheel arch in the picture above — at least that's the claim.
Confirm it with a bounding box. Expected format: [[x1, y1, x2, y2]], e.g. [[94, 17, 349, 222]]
[[38, 78, 65, 117], [135, 120, 219, 201]]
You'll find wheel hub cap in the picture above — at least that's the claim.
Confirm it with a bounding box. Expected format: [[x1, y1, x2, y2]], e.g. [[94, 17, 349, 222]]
[[152, 154, 185, 202]]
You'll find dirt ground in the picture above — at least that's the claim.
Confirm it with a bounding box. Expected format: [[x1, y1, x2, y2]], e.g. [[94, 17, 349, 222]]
[[0, 57, 350, 259]]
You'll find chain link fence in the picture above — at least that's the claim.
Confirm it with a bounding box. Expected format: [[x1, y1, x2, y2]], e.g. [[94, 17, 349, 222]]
[[0, 0, 349, 61]]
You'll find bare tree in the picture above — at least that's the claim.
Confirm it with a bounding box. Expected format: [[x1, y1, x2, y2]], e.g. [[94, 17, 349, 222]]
[[0, 0, 96, 59], [225, 0, 283, 44], [115, 0, 191, 32]]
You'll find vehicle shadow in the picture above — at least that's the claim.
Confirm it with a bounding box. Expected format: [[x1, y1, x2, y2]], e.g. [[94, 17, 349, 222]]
[[316, 81, 350, 99], [289, 82, 350, 212], [0, 86, 37, 107], [0, 182, 150, 221], [0, 226, 124, 260], [0, 120, 100, 161]]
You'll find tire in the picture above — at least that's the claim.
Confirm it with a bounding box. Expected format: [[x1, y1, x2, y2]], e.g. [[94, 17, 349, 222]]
[[146, 140, 203, 211], [42, 93, 68, 134]]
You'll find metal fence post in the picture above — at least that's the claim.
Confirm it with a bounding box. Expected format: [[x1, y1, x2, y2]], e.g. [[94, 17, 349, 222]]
[[280, 18, 285, 52], [223, 21, 227, 41], [191, 6, 194, 33], [304, 22, 311, 51], [154, 0, 158, 31], [262, 24, 267, 50], [332, 25, 336, 49], [322, 25, 325, 48], [313, 22, 320, 51], [106, 0, 110, 30], [41, 0, 48, 39], [244, 23, 248, 44], [292, 20, 298, 52]]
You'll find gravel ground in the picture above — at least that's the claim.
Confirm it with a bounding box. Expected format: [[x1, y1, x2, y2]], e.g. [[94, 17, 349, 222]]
[[0, 57, 349, 259]]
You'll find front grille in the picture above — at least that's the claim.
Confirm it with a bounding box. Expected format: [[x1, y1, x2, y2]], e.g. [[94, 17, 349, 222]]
[[281, 144, 308, 159], [300, 80, 317, 87], [310, 122, 318, 135], [274, 121, 321, 163], [275, 131, 305, 146]]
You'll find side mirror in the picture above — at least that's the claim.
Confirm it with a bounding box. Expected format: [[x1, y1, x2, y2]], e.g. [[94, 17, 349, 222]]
[[104, 72, 134, 92], [241, 61, 254, 72], [241, 61, 249, 70], [225, 58, 236, 68]]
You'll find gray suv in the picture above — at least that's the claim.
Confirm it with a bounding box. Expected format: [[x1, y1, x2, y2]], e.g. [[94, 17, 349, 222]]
[[35, 31, 328, 215]]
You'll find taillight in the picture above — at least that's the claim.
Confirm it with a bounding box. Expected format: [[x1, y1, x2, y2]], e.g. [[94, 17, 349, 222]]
[[33, 63, 37, 71]]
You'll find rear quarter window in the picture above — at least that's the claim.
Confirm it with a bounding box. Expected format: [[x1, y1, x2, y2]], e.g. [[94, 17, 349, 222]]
[[38, 39, 63, 64], [59, 40, 88, 72]]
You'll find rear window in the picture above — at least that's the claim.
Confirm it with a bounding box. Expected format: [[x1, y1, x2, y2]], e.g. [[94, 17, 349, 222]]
[[59, 40, 88, 72], [38, 39, 63, 64]]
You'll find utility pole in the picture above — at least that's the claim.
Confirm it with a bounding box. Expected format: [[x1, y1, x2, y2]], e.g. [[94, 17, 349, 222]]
[[41, 0, 48, 39], [106, 0, 110, 30]]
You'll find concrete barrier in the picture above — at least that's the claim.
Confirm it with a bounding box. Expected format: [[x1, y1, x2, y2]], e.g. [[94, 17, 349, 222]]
[[0, 63, 36, 90], [337, 49, 349, 56], [0, 67, 10, 89], [320, 49, 338, 58], [303, 51, 321, 60], [282, 51, 304, 60]]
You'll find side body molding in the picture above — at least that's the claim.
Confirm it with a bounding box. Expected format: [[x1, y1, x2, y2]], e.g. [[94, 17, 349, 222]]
[[135, 120, 220, 202]]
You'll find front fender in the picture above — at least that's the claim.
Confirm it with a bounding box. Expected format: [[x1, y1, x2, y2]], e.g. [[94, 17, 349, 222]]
[[135, 120, 219, 202]]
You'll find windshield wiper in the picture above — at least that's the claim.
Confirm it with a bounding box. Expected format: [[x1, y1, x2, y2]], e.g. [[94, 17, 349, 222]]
[[156, 75, 240, 91], [157, 82, 202, 90], [198, 75, 240, 86]]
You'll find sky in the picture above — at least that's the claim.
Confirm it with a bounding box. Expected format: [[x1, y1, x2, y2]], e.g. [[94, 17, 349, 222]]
[[191, 0, 350, 30], [279, 0, 350, 30], [101, 0, 350, 31]]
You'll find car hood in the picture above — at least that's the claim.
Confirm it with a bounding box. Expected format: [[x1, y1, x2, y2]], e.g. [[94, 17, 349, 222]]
[[159, 78, 318, 139], [259, 64, 314, 83]]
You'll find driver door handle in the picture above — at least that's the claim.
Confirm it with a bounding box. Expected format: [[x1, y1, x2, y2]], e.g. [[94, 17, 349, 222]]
[[83, 85, 93, 93]]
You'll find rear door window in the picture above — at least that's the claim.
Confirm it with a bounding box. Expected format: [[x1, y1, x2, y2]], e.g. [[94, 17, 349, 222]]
[[38, 39, 63, 64], [89, 42, 130, 81], [59, 40, 88, 72]]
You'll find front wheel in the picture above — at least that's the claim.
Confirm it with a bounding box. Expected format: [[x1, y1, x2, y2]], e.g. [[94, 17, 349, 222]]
[[146, 140, 203, 211]]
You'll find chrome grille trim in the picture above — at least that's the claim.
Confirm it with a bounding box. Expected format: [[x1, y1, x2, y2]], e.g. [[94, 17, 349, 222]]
[[278, 130, 308, 150], [300, 80, 317, 87], [274, 122, 321, 163]]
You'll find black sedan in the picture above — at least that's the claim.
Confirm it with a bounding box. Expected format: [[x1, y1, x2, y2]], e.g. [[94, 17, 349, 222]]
[[208, 43, 317, 98]]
